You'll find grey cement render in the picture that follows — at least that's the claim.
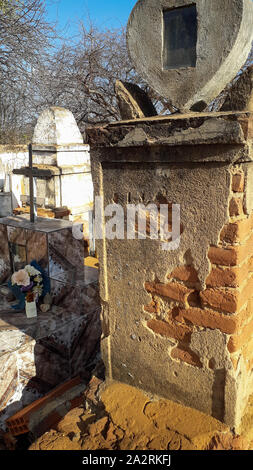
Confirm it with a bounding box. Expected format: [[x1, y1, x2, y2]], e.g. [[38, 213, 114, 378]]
[[91, 153, 238, 426], [127, 0, 253, 111]]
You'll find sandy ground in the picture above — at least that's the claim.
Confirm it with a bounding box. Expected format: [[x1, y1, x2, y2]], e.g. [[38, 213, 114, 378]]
[[28, 379, 253, 451]]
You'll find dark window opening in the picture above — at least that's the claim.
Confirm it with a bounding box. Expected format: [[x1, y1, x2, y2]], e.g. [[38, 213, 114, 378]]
[[163, 4, 197, 69]]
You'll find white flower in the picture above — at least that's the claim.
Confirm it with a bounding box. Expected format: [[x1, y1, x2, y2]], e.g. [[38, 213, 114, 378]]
[[11, 269, 30, 287], [24, 265, 41, 277]]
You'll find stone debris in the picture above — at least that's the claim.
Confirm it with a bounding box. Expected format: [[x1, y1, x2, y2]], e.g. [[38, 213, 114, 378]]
[[28, 380, 253, 451], [221, 65, 253, 112], [39, 304, 51, 313], [115, 80, 157, 120]]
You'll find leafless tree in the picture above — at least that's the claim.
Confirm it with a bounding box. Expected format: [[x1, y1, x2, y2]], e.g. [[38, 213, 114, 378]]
[[2, 4, 250, 143], [0, 0, 56, 142]]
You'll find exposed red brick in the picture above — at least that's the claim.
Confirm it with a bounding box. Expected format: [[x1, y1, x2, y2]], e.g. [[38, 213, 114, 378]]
[[143, 299, 159, 314], [232, 173, 245, 192], [220, 215, 253, 244], [202, 275, 253, 314], [171, 346, 202, 368], [206, 263, 249, 288], [145, 281, 193, 305], [206, 267, 238, 288], [6, 377, 82, 436], [168, 265, 199, 283], [229, 197, 244, 217], [209, 233, 253, 266], [200, 288, 239, 313], [228, 318, 253, 353], [147, 319, 192, 342], [174, 307, 239, 335], [208, 246, 239, 266]]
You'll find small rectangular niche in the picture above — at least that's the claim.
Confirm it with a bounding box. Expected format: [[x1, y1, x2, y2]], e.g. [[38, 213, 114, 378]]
[[163, 4, 197, 70]]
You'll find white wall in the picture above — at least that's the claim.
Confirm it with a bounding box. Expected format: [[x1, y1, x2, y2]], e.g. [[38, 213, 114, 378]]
[[0, 145, 28, 209]]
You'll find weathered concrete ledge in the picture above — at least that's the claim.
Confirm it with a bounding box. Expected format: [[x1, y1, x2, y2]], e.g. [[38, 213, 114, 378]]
[[87, 112, 253, 163]]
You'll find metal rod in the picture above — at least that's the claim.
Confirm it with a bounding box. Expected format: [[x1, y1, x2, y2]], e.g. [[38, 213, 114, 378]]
[[28, 143, 35, 223]]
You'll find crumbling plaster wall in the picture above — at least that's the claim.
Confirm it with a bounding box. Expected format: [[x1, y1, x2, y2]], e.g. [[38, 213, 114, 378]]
[[90, 114, 253, 430]]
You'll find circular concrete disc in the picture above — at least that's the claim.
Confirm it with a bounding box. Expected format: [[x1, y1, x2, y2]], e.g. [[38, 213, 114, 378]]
[[127, 0, 253, 111]]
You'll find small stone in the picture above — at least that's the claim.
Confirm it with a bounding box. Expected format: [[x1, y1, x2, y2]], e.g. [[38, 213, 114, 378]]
[[115, 80, 157, 120], [40, 303, 51, 313]]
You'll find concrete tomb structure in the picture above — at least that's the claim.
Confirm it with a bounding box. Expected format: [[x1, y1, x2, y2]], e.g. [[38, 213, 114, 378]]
[[0, 215, 100, 431], [87, 0, 253, 431], [12, 107, 93, 223], [0, 110, 100, 432], [127, 0, 253, 111]]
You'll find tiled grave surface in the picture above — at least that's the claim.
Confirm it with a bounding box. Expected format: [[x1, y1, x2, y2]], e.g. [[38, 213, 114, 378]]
[[0, 283, 101, 432]]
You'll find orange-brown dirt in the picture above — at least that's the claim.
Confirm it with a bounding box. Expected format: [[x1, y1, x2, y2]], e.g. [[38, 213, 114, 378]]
[[28, 379, 253, 451]]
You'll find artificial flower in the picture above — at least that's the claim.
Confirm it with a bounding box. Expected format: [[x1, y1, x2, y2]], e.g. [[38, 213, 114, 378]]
[[24, 265, 41, 277], [26, 291, 35, 303], [33, 285, 43, 296], [21, 282, 33, 292], [11, 269, 30, 287]]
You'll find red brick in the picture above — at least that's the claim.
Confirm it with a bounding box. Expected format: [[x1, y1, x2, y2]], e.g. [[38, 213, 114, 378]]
[[200, 288, 239, 313], [206, 262, 249, 288], [228, 318, 253, 353], [220, 215, 253, 244], [171, 346, 202, 368], [229, 197, 244, 217], [232, 173, 244, 192], [145, 281, 193, 305], [208, 246, 239, 266], [174, 307, 239, 335], [6, 377, 81, 428], [147, 319, 192, 342], [168, 265, 199, 283], [206, 267, 238, 288], [201, 275, 253, 314], [209, 233, 253, 266], [143, 299, 159, 314]]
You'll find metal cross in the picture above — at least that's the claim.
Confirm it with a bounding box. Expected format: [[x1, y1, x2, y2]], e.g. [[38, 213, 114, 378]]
[[28, 144, 37, 223]]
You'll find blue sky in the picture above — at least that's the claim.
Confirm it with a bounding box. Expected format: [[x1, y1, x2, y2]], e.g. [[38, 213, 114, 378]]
[[46, 0, 137, 35]]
